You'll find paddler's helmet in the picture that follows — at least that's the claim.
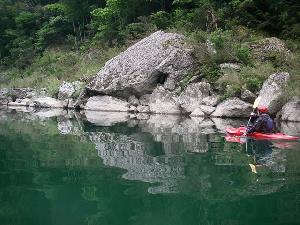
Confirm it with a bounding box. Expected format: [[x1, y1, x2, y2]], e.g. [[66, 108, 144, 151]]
[[257, 106, 268, 113]]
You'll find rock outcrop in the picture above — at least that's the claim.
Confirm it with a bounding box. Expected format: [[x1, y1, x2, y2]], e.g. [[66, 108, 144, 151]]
[[86, 31, 194, 97], [257, 72, 290, 115], [211, 98, 252, 118], [84, 96, 129, 112]]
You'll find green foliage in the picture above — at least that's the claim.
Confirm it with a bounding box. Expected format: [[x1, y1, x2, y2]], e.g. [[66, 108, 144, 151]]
[[235, 45, 251, 65], [46, 77, 61, 97], [220, 84, 241, 101], [150, 11, 171, 29], [239, 62, 276, 92]]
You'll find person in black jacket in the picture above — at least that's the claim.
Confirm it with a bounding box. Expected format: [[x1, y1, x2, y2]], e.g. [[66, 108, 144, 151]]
[[246, 106, 274, 134]]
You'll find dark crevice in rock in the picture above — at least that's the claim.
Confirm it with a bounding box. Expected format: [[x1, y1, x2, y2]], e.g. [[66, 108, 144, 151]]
[[157, 72, 169, 85]]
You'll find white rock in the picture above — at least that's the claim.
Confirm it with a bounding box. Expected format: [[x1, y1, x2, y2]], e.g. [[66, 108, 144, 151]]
[[31, 97, 64, 108], [212, 98, 252, 118], [220, 63, 241, 70], [84, 96, 129, 112]]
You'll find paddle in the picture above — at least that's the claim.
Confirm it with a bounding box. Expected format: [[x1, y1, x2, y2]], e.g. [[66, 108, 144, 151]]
[[246, 96, 261, 174], [246, 96, 261, 129]]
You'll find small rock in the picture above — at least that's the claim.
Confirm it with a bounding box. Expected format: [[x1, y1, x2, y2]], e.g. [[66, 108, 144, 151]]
[[139, 94, 151, 106], [137, 105, 151, 113], [241, 89, 256, 103], [128, 95, 140, 106], [202, 95, 220, 106], [129, 105, 137, 112], [190, 108, 205, 117], [178, 82, 211, 113], [149, 86, 181, 114], [199, 105, 216, 115], [220, 63, 241, 71]]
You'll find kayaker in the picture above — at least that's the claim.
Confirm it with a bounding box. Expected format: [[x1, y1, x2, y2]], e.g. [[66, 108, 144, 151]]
[[246, 106, 274, 134]]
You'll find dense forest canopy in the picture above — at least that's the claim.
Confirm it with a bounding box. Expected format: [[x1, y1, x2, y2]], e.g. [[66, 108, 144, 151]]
[[0, 0, 299, 69]]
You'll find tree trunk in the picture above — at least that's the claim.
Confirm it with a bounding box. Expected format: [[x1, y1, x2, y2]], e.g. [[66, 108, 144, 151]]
[[72, 20, 78, 51]]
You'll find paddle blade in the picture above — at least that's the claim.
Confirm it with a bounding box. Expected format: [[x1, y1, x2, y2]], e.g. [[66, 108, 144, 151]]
[[253, 96, 261, 108], [249, 164, 257, 173]]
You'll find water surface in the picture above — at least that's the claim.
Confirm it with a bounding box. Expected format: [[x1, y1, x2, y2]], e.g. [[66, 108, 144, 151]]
[[0, 108, 300, 225]]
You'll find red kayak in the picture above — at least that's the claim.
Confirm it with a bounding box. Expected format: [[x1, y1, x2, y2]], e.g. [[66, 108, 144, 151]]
[[226, 127, 299, 140]]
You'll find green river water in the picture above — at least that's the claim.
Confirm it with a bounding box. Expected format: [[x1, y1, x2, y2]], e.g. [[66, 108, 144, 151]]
[[0, 109, 300, 225]]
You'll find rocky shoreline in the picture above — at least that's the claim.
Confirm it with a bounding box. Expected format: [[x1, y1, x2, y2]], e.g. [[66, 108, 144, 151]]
[[1, 31, 299, 121]]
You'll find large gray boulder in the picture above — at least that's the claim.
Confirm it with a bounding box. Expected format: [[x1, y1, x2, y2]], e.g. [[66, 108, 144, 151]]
[[84, 96, 129, 112], [279, 100, 300, 122], [86, 31, 194, 97], [149, 86, 181, 114], [178, 82, 211, 113], [258, 72, 290, 115], [212, 98, 252, 118]]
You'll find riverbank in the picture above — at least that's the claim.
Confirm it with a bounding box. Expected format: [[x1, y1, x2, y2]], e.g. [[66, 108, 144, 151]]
[[1, 31, 299, 120]]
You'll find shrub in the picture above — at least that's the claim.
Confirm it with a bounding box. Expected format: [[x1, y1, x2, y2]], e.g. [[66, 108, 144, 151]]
[[235, 45, 252, 65], [46, 77, 61, 97]]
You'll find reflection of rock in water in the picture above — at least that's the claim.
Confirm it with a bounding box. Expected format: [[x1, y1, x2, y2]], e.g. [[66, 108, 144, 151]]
[[139, 115, 218, 154], [87, 131, 185, 194]]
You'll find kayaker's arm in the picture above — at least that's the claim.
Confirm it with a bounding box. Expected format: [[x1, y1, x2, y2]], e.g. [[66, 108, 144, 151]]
[[247, 116, 263, 134], [249, 113, 258, 124]]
